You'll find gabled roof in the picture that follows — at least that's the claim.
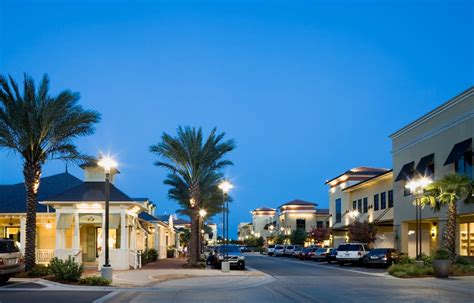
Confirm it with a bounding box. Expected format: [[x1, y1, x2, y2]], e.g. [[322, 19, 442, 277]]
[[317, 208, 330, 214], [253, 207, 276, 211], [0, 172, 83, 213], [45, 182, 134, 202], [325, 167, 390, 185], [138, 212, 160, 222], [279, 199, 317, 208], [343, 170, 393, 192], [174, 218, 190, 225]]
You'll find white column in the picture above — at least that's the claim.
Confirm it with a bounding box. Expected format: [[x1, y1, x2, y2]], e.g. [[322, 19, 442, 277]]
[[120, 211, 126, 250], [20, 216, 26, 255], [73, 213, 80, 250], [130, 218, 136, 250], [153, 223, 159, 250]]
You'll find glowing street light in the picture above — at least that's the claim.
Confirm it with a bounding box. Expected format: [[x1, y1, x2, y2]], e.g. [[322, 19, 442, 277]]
[[219, 180, 233, 266], [199, 209, 207, 218], [405, 175, 433, 259], [97, 155, 118, 280], [218, 180, 233, 194]]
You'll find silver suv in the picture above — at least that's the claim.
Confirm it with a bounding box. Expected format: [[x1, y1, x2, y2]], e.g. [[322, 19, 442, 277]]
[[336, 243, 370, 265], [0, 239, 23, 283]]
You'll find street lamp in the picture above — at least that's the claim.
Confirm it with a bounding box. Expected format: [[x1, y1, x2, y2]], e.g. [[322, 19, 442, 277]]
[[406, 176, 432, 260], [97, 156, 117, 280], [199, 209, 207, 254], [219, 180, 233, 264]]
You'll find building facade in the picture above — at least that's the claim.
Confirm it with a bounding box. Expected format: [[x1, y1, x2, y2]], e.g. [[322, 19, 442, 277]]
[[251, 207, 277, 239], [327, 167, 393, 247], [0, 162, 176, 270], [390, 87, 473, 257]]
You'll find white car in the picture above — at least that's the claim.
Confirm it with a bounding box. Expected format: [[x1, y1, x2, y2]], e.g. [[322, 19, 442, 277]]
[[284, 245, 295, 256], [267, 244, 276, 256], [336, 243, 371, 265], [274, 244, 285, 256]]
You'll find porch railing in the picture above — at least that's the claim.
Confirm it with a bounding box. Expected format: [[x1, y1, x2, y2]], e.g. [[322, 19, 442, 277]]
[[35, 249, 55, 264], [129, 250, 142, 269]]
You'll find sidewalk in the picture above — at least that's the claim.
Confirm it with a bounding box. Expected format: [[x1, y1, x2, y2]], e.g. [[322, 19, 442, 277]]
[[409, 276, 474, 295]]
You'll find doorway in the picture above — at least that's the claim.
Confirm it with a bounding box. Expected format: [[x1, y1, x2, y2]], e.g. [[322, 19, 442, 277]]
[[84, 226, 97, 262]]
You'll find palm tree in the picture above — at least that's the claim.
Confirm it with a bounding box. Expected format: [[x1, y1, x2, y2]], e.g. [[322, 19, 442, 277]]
[[150, 126, 235, 265], [0, 74, 100, 270], [421, 173, 473, 261]]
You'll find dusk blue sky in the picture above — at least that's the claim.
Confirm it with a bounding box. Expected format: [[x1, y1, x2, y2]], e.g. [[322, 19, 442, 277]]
[[0, 0, 473, 237]]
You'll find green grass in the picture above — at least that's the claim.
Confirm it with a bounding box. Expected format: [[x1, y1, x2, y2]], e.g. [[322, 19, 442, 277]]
[[388, 264, 434, 278], [78, 276, 111, 286]]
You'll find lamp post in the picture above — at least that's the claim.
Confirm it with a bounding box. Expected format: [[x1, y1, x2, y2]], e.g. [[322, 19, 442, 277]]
[[218, 180, 233, 264], [406, 176, 432, 260], [97, 156, 117, 280], [199, 209, 207, 254]]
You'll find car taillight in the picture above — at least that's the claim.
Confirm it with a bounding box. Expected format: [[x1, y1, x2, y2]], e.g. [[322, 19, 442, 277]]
[[0, 258, 3, 265]]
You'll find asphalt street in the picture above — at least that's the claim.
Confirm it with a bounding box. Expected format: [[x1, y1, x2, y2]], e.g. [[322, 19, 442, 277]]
[[1, 255, 472, 303]]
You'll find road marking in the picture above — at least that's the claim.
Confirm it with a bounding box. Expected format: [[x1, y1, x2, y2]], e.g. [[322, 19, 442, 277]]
[[93, 290, 121, 303], [255, 256, 392, 278]]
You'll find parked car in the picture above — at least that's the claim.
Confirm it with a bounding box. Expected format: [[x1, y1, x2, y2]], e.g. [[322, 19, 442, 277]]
[[267, 244, 276, 256], [213, 245, 246, 270], [311, 247, 331, 261], [274, 244, 285, 256], [326, 248, 338, 264], [336, 243, 371, 265], [298, 247, 318, 260], [0, 239, 23, 283], [363, 248, 400, 267], [284, 245, 295, 256], [292, 246, 303, 257]]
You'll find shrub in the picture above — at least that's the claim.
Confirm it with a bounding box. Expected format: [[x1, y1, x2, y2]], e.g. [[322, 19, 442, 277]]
[[78, 276, 111, 286], [144, 248, 158, 263], [420, 253, 433, 266], [167, 248, 175, 258], [455, 256, 472, 266], [395, 255, 414, 265], [28, 265, 51, 277], [388, 263, 434, 278], [49, 256, 83, 282], [433, 248, 451, 260]]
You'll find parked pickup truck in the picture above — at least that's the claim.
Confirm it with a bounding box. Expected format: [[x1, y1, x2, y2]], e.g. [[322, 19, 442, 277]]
[[336, 243, 371, 265], [214, 245, 246, 270]]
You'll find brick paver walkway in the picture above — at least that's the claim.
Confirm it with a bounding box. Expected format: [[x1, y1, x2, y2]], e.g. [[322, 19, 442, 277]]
[[141, 258, 187, 270]]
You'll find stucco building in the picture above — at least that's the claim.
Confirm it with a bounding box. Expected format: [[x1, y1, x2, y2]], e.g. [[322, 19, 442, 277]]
[[390, 87, 473, 257]]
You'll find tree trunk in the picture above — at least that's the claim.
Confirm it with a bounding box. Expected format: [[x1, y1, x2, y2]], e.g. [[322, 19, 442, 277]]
[[443, 201, 457, 262], [189, 208, 199, 265], [23, 162, 41, 271]]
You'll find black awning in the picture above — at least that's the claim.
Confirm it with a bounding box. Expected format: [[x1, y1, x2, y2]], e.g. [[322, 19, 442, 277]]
[[395, 161, 415, 182], [416, 153, 434, 175], [444, 138, 472, 165]]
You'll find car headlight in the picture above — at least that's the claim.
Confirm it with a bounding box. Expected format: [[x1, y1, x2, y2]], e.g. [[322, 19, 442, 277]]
[[218, 255, 224, 260], [238, 256, 245, 260]]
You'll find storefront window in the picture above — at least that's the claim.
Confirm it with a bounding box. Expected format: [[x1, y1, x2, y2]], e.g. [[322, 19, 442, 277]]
[[460, 222, 474, 256]]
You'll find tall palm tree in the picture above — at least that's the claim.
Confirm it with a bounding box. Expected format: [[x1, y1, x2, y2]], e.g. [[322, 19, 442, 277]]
[[421, 173, 473, 261], [150, 126, 235, 265], [0, 74, 100, 270]]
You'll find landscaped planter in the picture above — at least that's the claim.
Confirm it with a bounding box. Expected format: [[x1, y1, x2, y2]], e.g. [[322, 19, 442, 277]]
[[432, 260, 451, 278]]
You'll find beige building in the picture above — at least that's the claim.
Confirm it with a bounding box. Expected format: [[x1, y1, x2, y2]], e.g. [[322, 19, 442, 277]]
[[390, 87, 473, 257], [237, 222, 252, 241], [0, 162, 177, 270], [327, 167, 392, 247], [278, 200, 328, 235], [250, 207, 277, 239]]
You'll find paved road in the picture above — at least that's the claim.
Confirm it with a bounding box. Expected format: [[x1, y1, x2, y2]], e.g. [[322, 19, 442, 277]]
[[1, 255, 472, 303]]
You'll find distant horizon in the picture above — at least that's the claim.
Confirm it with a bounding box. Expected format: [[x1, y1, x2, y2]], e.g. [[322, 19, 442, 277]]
[[1, 0, 472, 238]]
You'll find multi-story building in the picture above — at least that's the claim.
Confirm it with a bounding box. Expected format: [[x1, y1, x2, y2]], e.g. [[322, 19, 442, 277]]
[[390, 87, 473, 257], [237, 222, 252, 241], [327, 167, 392, 247], [250, 207, 277, 238], [278, 200, 327, 235]]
